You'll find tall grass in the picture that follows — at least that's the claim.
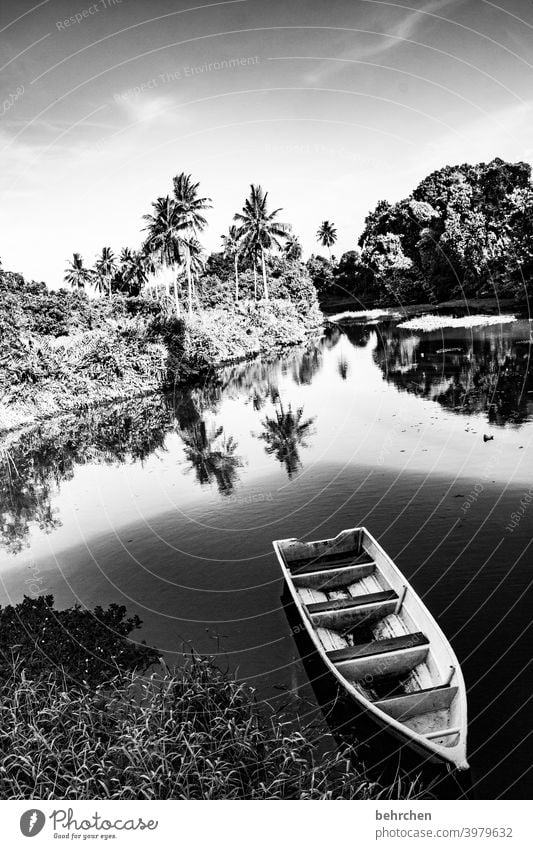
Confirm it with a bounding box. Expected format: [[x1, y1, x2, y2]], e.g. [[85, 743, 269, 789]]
[[0, 656, 419, 800]]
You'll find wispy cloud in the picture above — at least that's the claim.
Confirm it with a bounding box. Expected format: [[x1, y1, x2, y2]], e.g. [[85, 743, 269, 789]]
[[114, 93, 182, 127], [303, 0, 463, 83]]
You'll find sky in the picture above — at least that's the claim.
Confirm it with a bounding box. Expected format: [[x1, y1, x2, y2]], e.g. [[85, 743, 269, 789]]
[[1, 0, 533, 288]]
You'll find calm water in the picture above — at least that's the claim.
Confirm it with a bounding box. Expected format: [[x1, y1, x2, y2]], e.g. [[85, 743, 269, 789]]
[[1, 313, 532, 798]]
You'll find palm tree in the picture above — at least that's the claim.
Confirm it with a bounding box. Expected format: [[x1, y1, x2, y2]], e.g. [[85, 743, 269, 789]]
[[234, 184, 289, 301], [94, 247, 117, 298], [316, 220, 337, 259], [64, 253, 94, 290], [257, 402, 315, 479], [119, 248, 150, 296], [143, 196, 182, 314], [221, 225, 242, 301], [284, 233, 303, 261], [173, 172, 212, 316], [185, 236, 205, 304]]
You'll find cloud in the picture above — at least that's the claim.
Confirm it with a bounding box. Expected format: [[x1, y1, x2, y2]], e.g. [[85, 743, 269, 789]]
[[115, 93, 179, 126], [303, 0, 463, 83]]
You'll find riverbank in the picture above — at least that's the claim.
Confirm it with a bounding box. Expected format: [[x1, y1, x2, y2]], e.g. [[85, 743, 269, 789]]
[[0, 293, 322, 434], [0, 595, 418, 800], [323, 295, 522, 318]]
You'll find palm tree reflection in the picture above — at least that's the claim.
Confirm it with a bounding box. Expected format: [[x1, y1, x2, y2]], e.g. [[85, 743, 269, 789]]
[[179, 420, 242, 495], [257, 403, 315, 479], [338, 357, 349, 380]]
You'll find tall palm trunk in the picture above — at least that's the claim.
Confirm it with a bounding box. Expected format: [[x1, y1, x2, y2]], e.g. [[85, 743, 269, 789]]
[[186, 243, 193, 316], [253, 264, 257, 300], [261, 248, 269, 301], [173, 274, 180, 317], [234, 254, 239, 302]]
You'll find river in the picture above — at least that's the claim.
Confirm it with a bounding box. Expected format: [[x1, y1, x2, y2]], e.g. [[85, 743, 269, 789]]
[[1, 311, 532, 799]]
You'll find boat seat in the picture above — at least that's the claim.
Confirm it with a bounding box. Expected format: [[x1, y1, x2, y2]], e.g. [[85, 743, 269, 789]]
[[373, 682, 451, 702], [291, 560, 376, 591], [326, 632, 429, 664], [373, 684, 459, 721], [307, 589, 397, 615], [290, 551, 374, 575]]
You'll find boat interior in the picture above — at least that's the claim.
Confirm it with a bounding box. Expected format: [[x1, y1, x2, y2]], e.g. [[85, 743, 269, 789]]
[[281, 529, 463, 752]]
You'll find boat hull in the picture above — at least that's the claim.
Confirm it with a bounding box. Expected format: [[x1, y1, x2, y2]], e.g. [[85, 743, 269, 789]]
[[274, 528, 469, 771]]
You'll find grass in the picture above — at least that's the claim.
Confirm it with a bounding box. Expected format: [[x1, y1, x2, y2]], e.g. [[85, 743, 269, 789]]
[[0, 655, 421, 800]]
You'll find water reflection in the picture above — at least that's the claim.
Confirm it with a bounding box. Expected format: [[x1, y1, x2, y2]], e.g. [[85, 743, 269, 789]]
[[338, 357, 349, 380], [179, 421, 242, 495], [374, 325, 533, 426], [257, 403, 315, 480], [0, 401, 172, 555], [217, 360, 280, 411], [2, 318, 531, 554], [0, 341, 320, 553]]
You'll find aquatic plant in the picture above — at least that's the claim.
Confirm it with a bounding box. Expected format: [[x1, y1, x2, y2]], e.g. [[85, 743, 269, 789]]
[[0, 655, 421, 800]]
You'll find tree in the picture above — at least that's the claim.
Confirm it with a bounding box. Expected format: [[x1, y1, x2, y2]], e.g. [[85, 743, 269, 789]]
[[284, 233, 303, 261], [64, 253, 94, 290], [234, 184, 289, 301], [221, 225, 242, 302], [354, 158, 533, 302], [173, 173, 212, 316], [316, 221, 337, 259], [143, 196, 182, 314], [306, 254, 334, 299], [118, 248, 151, 296], [94, 247, 117, 298], [183, 236, 206, 305]]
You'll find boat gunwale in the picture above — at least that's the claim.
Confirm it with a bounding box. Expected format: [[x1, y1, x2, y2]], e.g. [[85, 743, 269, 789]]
[[273, 527, 469, 770]]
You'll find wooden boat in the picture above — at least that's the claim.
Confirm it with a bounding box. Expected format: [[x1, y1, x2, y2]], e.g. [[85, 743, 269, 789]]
[[273, 527, 469, 770]]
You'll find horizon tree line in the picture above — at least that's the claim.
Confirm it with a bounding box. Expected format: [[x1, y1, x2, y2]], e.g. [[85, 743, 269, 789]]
[[64, 171, 338, 313]]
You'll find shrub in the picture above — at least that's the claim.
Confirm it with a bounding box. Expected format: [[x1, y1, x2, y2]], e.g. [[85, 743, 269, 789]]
[[0, 595, 159, 687]]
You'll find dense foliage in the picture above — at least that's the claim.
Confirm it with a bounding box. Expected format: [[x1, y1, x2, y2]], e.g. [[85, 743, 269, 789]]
[[311, 158, 533, 306], [358, 158, 533, 303], [0, 259, 322, 431]]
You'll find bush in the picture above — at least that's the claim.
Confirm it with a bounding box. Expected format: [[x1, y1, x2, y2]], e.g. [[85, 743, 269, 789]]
[[0, 595, 159, 687], [267, 257, 318, 312], [0, 263, 323, 430], [0, 270, 93, 337], [196, 273, 235, 308], [306, 254, 335, 298]]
